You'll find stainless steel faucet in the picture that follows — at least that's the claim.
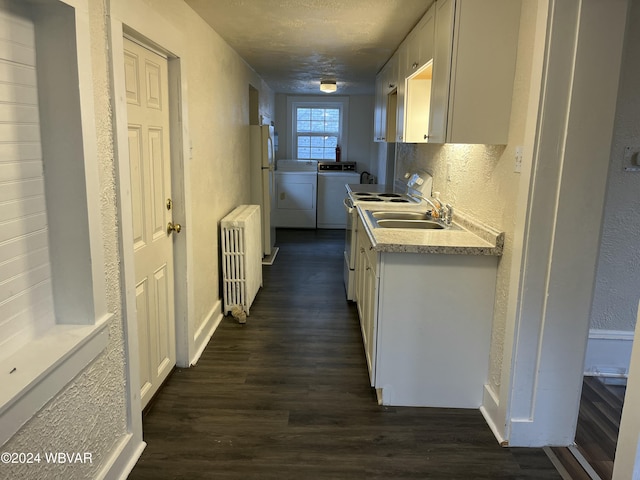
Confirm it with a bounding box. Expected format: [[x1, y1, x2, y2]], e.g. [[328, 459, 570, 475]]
[[408, 193, 453, 225]]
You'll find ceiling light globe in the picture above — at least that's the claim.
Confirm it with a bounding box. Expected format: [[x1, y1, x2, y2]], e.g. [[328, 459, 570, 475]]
[[320, 81, 337, 93]]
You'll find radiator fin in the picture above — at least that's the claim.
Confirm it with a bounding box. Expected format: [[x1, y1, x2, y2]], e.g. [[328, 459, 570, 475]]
[[221, 205, 263, 315]]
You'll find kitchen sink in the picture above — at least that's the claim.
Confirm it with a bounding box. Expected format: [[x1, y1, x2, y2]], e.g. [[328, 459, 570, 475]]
[[364, 209, 458, 231], [376, 219, 445, 230], [371, 211, 433, 220]]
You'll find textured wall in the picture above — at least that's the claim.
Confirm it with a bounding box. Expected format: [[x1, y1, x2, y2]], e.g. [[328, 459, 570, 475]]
[[590, 0, 640, 332], [2, 0, 128, 478], [395, 0, 539, 397], [139, 0, 274, 331]]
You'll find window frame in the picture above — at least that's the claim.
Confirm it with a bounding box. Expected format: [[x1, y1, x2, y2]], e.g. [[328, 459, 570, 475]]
[[287, 96, 349, 161], [294, 105, 341, 160]]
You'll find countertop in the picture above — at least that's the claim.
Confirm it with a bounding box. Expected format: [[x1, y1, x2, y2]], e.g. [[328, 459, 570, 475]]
[[357, 204, 504, 256]]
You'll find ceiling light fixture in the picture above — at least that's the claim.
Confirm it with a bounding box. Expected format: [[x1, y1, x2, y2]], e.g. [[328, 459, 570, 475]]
[[320, 80, 337, 93]]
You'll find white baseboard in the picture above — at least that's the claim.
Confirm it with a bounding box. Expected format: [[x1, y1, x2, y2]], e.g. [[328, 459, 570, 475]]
[[481, 384, 507, 446], [96, 433, 146, 480], [190, 299, 223, 366], [584, 329, 634, 377]]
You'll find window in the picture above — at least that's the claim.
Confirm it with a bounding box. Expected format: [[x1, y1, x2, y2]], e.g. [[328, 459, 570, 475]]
[[295, 107, 340, 160], [287, 97, 349, 161]]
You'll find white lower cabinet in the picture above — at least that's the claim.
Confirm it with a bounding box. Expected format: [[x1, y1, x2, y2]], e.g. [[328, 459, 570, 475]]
[[355, 216, 379, 386], [355, 217, 498, 408]]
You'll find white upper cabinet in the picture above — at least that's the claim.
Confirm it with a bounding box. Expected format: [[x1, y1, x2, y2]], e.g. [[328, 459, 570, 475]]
[[394, 5, 436, 143], [406, 7, 436, 81], [429, 0, 521, 144], [394, 41, 408, 142], [373, 70, 385, 142], [391, 0, 521, 145], [373, 55, 398, 142], [402, 6, 436, 143]]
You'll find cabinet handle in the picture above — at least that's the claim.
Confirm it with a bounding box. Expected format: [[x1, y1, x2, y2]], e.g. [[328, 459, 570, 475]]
[[360, 247, 365, 253], [381, 137, 385, 141], [366, 266, 371, 271], [369, 246, 374, 251], [412, 62, 419, 69], [388, 83, 395, 89], [424, 134, 429, 140]]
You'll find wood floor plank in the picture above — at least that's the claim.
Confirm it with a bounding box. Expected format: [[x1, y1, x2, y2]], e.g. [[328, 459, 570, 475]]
[[574, 376, 627, 480], [129, 229, 561, 479]]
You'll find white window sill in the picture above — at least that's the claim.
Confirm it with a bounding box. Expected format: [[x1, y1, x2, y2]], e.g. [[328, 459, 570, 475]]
[[0, 314, 111, 447]]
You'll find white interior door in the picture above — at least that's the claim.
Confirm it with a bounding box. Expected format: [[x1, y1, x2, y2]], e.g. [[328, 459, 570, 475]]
[[124, 37, 176, 410]]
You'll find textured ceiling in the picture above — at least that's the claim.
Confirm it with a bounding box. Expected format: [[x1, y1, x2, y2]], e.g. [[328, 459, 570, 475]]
[[185, 0, 434, 95]]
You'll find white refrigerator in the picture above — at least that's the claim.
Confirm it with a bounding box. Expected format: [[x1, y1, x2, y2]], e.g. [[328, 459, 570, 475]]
[[250, 124, 276, 256]]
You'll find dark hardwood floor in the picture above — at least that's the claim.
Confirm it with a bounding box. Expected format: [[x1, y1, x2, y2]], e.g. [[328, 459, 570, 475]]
[[576, 376, 626, 480], [550, 376, 626, 480], [129, 229, 561, 480]]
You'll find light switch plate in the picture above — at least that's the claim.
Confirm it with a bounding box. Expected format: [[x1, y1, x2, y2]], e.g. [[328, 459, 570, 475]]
[[514, 146, 523, 173]]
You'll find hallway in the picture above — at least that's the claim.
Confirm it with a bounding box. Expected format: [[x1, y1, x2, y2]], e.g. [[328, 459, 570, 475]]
[[129, 229, 561, 479]]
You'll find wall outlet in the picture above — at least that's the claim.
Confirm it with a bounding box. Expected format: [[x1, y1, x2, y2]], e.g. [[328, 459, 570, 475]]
[[514, 146, 523, 173]]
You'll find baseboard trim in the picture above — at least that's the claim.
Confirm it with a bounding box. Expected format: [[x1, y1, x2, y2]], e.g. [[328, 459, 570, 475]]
[[190, 299, 223, 366], [480, 408, 507, 446], [584, 329, 634, 377], [96, 433, 146, 480], [480, 384, 507, 445]]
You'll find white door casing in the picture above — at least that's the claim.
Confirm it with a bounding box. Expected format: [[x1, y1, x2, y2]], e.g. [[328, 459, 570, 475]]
[[124, 37, 176, 409]]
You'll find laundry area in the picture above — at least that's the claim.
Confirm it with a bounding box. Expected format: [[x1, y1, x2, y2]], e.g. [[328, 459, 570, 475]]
[[273, 159, 368, 229]]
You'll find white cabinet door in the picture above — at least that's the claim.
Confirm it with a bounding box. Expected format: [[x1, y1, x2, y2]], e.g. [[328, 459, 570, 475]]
[[405, 7, 435, 78], [375, 55, 400, 143], [394, 4, 436, 143], [384, 54, 399, 143], [395, 42, 408, 142], [355, 217, 366, 316], [417, 7, 436, 68], [363, 248, 379, 387], [354, 215, 379, 386], [429, 0, 521, 144], [428, 0, 455, 144], [404, 5, 436, 144], [373, 72, 384, 142]]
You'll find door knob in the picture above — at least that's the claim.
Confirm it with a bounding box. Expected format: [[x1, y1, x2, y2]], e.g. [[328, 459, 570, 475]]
[[167, 222, 182, 235]]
